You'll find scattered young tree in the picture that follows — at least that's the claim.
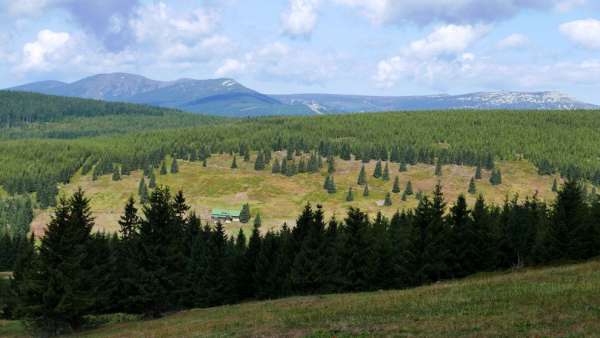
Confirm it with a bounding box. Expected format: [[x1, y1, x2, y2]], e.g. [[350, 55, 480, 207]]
[[468, 177, 477, 194], [392, 176, 401, 193], [373, 160, 382, 178], [346, 187, 354, 202], [325, 175, 337, 194], [254, 212, 262, 228], [404, 181, 414, 196], [383, 162, 390, 181], [399, 161, 408, 172], [138, 178, 149, 204], [435, 160, 443, 177], [475, 164, 482, 180], [363, 184, 369, 197], [148, 170, 157, 189], [272, 158, 281, 173], [490, 169, 502, 185], [160, 161, 167, 175], [240, 204, 251, 223], [231, 156, 238, 169], [112, 166, 121, 181], [357, 165, 367, 185], [254, 152, 265, 171], [552, 178, 558, 192], [327, 156, 335, 174], [384, 192, 393, 206]]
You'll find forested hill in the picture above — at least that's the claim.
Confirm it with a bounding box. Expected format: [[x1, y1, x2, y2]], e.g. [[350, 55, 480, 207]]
[[0, 91, 198, 127]]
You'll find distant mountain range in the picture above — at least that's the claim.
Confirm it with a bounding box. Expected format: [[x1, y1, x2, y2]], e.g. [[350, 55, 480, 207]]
[[9, 73, 597, 116]]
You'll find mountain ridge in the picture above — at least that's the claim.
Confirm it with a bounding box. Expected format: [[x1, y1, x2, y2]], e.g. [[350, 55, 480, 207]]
[[9, 73, 597, 116]]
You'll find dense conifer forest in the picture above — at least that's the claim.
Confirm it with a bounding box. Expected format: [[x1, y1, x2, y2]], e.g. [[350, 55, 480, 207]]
[[1, 90, 600, 209], [1, 180, 599, 335]]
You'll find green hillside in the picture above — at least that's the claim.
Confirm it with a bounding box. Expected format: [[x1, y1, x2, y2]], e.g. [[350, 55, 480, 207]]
[[3, 260, 599, 337]]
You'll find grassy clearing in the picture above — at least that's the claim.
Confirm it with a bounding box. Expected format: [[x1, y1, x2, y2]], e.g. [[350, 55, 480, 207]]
[[31, 154, 560, 235], [3, 259, 599, 337]]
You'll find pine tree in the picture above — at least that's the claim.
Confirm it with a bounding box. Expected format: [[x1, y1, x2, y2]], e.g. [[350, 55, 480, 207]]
[[405, 181, 414, 196], [170, 158, 179, 174], [340, 208, 375, 291], [239, 204, 251, 223], [138, 178, 149, 204], [254, 212, 262, 228], [231, 156, 238, 169], [112, 166, 121, 181], [475, 164, 482, 180], [346, 187, 354, 202], [363, 184, 369, 197], [254, 152, 265, 171], [382, 162, 390, 181], [392, 176, 401, 193], [148, 170, 157, 189], [399, 161, 408, 172], [326, 175, 337, 194], [373, 160, 382, 178], [435, 160, 443, 177], [160, 161, 167, 175], [490, 169, 502, 185], [202, 158, 207, 167], [552, 178, 558, 192], [384, 192, 393, 206], [327, 156, 335, 174], [272, 158, 281, 173], [468, 177, 477, 194], [357, 165, 367, 185], [16, 189, 96, 334], [243, 150, 250, 162]]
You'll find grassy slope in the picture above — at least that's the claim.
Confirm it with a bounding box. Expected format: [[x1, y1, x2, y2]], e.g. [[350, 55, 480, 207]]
[[31, 154, 560, 235], [4, 260, 600, 337]]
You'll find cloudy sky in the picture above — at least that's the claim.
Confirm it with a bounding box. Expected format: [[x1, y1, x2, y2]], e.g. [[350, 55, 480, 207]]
[[1, 0, 600, 102]]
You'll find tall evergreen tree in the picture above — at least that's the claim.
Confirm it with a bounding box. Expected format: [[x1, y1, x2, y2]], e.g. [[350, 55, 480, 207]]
[[346, 187, 354, 202], [468, 177, 477, 194], [357, 165, 367, 185], [340, 208, 375, 291], [384, 192, 393, 206], [392, 176, 401, 193], [239, 203, 251, 224], [382, 162, 390, 181], [373, 160, 382, 178]]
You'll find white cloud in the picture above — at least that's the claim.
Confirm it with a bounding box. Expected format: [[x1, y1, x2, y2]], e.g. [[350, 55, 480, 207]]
[[560, 19, 600, 49], [333, 0, 566, 26], [375, 24, 488, 87], [131, 2, 218, 46], [555, 0, 587, 12], [18, 29, 71, 71], [215, 58, 246, 77], [497, 33, 529, 49], [281, 0, 320, 37]]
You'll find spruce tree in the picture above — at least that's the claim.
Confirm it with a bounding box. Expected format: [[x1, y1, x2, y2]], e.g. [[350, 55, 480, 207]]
[[254, 152, 265, 171], [254, 212, 262, 228], [552, 178, 558, 192], [272, 158, 281, 173], [357, 165, 367, 185], [363, 184, 369, 197], [383, 162, 390, 181], [326, 175, 337, 194], [475, 164, 482, 180], [243, 150, 250, 162], [468, 177, 477, 194], [239, 204, 251, 223], [405, 181, 414, 196], [138, 178, 149, 204], [373, 160, 382, 178], [399, 161, 408, 172], [202, 222, 233, 306], [384, 192, 393, 206], [281, 159, 288, 175], [392, 176, 401, 193], [16, 190, 96, 334], [231, 156, 238, 169], [346, 187, 354, 202], [170, 158, 179, 174], [160, 161, 167, 175], [490, 169, 502, 185], [112, 166, 121, 181], [148, 170, 157, 189], [340, 208, 375, 291], [327, 156, 335, 174], [202, 158, 207, 167], [435, 160, 443, 177]]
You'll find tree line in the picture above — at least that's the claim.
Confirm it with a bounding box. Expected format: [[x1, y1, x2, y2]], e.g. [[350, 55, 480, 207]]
[[2, 180, 599, 335]]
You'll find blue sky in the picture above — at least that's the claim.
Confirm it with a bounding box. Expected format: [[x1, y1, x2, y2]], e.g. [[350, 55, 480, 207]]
[[1, 0, 599, 103]]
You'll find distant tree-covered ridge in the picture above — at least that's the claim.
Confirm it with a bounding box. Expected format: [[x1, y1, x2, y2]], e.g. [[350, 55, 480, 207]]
[[2, 91, 600, 206]]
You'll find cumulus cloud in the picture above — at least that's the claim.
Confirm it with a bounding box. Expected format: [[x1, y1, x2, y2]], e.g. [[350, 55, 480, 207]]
[[560, 19, 600, 49], [375, 24, 488, 87], [333, 0, 565, 26], [214, 42, 340, 84], [281, 0, 320, 37], [497, 33, 530, 49], [18, 29, 71, 72]]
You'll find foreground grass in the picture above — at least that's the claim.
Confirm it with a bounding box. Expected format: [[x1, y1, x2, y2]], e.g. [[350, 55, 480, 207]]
[[32, 154, 559, 235], [3, 260, 598, 337]]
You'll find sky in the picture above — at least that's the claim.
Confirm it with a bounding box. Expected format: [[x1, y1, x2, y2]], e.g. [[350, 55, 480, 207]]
[[1, 0, 600, 103]]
